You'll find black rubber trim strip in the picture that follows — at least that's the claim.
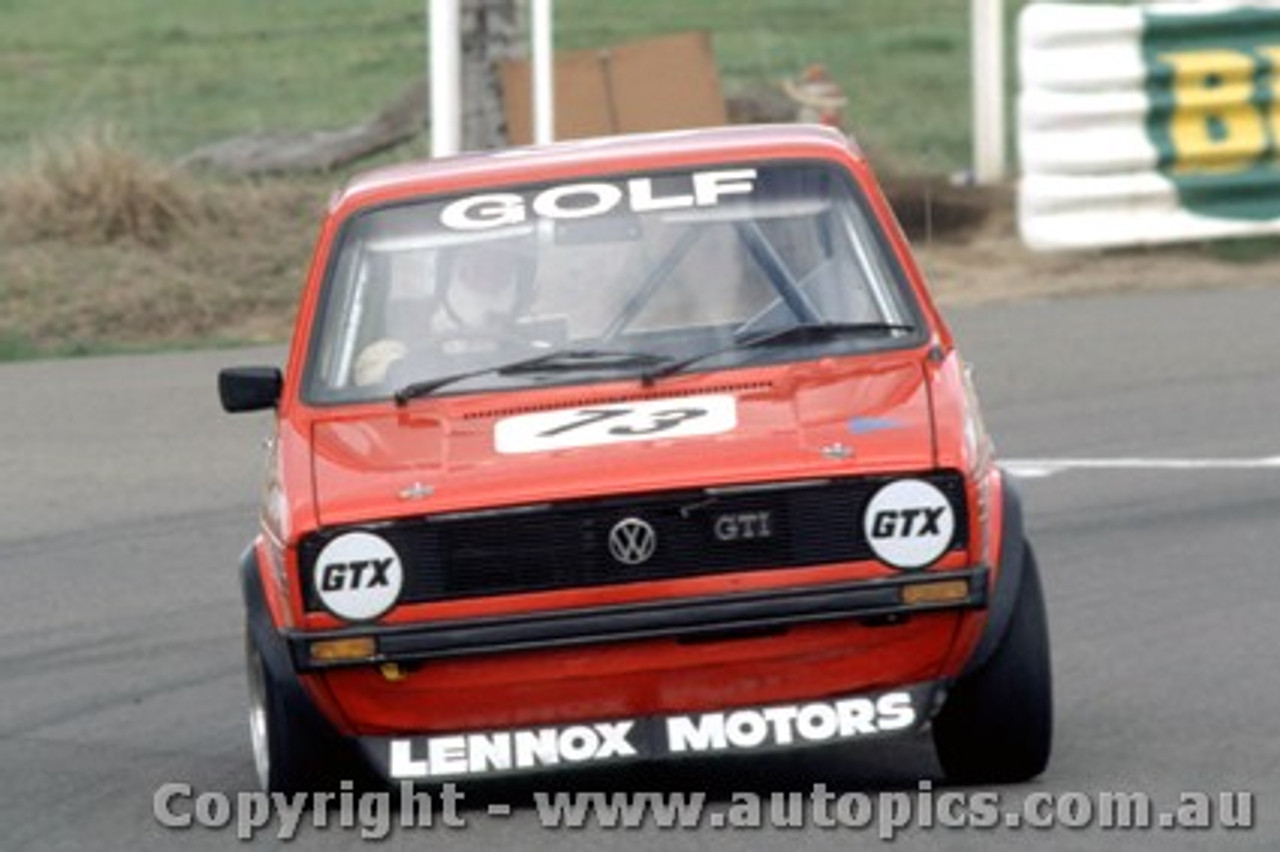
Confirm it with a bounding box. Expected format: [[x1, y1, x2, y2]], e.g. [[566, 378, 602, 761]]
[[961, 471, 1026, 676], [241, 546, 300, 682], [288, 568, 988, 671]]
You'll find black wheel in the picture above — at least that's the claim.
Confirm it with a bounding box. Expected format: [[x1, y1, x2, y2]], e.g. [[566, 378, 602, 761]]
[[933, 541, 1053, 783], [245, 627, 371, 793]]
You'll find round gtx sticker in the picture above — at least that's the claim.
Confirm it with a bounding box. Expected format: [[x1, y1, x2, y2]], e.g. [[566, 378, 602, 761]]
[[863, 479, 956, 570], [313, 532, 404, 621]]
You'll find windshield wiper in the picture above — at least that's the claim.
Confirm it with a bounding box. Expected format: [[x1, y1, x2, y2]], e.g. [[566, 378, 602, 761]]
[[394, 348, 671, 405], [639, 322, 917, 386], [497, 348, 670, 374]]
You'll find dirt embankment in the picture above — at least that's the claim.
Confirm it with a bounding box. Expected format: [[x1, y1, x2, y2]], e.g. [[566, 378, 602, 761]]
[[883, 179, 1280, 305], [0, 137, 329, 356], [1, 139, 1275, 358]]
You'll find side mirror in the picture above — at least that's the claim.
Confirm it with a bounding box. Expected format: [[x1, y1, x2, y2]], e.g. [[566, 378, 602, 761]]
[[219, 367, 283, 413]]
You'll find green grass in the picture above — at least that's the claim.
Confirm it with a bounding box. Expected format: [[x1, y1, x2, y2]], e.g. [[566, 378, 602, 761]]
[[557, 0, 976, 171], [0, 0, 1038, 362], [0, 1, 427, 162], [1205, 236, 1280, 263], [0, 331, 43, 361], [0, 0, 1024, 174]]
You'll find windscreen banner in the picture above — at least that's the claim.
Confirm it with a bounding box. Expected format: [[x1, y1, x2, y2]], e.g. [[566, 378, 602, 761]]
[[1019, 1, 1280, 250]]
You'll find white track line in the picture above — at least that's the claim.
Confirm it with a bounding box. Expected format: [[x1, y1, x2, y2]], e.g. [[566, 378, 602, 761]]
[[1004, 456, 1280, 479]]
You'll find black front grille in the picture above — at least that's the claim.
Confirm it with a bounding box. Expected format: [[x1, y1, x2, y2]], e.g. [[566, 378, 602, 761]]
[[299, 472, 969, 610]]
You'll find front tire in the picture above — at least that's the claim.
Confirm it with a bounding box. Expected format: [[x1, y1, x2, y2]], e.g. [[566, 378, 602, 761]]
[[245, 627, 369, 793], [933, 541, 1053, 783]]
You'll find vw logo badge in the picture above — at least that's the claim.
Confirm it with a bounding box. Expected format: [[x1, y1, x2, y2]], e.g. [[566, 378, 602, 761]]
[[607, 517, 657, 566]]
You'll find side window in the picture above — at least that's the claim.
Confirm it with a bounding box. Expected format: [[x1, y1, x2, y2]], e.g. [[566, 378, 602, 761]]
[[309, 244, 362, 393]]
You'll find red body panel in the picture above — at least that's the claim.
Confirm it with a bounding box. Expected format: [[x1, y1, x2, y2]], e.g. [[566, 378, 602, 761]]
[[325, 616, 963, 734], [309, 356, 933, 527]]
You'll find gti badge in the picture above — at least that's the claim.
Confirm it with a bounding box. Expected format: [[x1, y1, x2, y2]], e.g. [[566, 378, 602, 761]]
[[608, 517, 657, 565], [713, 511, 773, 542]]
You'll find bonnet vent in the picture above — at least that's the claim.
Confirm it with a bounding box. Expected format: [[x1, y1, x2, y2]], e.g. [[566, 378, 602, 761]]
[[461, 381, 774, 421]]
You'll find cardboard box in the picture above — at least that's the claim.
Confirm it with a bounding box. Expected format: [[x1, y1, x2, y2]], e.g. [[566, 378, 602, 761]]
[[501, 31, 727, 145]]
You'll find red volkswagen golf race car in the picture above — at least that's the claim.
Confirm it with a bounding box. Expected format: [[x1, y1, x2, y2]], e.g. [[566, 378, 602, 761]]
[[219, 124, 1051, 793]]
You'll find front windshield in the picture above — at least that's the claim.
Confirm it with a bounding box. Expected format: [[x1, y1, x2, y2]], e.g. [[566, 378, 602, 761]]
[[304, 161, 921, 404]]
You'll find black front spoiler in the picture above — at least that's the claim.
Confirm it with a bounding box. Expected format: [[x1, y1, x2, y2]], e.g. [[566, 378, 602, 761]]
[[360, 681, 943, 784], [287, 567, 988, 672]]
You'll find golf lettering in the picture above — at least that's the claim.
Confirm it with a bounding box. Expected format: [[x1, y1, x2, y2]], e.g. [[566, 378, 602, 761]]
[[440, 168, 758, 231]]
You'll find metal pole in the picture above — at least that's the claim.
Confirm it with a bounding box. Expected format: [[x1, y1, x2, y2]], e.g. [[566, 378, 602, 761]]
[[429, 0, 462, 156], [531, 0, 555, 145], [971, 0, 1006, 184]]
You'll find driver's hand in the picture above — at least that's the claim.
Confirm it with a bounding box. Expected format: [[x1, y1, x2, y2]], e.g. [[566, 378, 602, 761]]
[[354, 339, 407, 386]]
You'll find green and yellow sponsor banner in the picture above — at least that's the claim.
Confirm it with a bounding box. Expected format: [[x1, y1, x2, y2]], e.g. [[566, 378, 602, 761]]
[[1144, 7, 1280, 220]]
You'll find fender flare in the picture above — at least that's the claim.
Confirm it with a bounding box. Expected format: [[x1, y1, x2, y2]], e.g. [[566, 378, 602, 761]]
[[240, 546, 297, 683], [239, 547, 371, 783], [962, 471, 1027, 676]]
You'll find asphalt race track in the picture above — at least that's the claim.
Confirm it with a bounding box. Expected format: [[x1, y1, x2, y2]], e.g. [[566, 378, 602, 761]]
[[1, 285, 1277, 850]]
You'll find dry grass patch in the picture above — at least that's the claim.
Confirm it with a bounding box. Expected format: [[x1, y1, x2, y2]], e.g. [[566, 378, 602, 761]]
[[0, 131, 213, 248], [1, 133, 331, 356]]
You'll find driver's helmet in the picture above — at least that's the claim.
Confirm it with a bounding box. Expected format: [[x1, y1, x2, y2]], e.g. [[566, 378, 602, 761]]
[[436, 237, 537, 332], [354, 234, 540, 386]]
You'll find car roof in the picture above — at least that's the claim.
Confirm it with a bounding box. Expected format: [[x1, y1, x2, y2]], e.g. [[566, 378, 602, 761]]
[[331, 124, 866, 213]]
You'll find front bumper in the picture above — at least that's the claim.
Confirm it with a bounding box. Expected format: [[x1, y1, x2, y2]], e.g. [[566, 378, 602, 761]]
[[287, 567, 988, 673], [359, 680, 943, 782]]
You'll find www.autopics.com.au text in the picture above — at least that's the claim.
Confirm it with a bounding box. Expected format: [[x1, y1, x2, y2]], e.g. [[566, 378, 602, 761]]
[[152, 780, 1255, 841]]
